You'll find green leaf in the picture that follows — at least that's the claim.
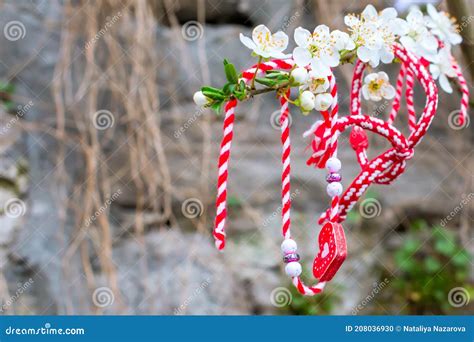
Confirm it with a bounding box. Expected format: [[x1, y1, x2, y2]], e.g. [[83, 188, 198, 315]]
[[434, 236, 456, 257], [201, 86, 224, 95], [2, 100, 15, 112], [0, 82, 14, 94], [227, 195, 241, 207], [222, 83, 236, 95], [424, 257, 441, 273], [264, 71, 289, 80], [255, 77, 278, 87], [452, 250, 470, 267], [202, 86, 226, 101], [210, 101, 223, 114], [224, 60, 238, 84]]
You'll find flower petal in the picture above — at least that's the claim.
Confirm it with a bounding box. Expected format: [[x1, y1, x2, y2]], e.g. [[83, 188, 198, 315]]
[[357, 46, 372, 63], [271, 31, 289, 51], [292, 46, 312, 67], [378, 71, 389, 81], [362, 85, 370, 100], [439, 74, 453, 93], [310, 61, 331, 77], [252, 24, 271, 45], [380, 48, 394, 64], [294, 27, 311, 47], [390, 18, 409, 36], [253, 46, 271, 58], [270, 51, 292, 59], [426, 4, 438, 20], [400, 36, 415, 51], [382, 84, 396, 99], [239, 33, 256, 50], [448, 32, 462, 45], [407, 8, 423, 23], [364, 73, 377, 83], [314, 25, 330, 39], [429, 64, 441, 79], [380, 7, 397, 21], [322, 49, 341, 67], [344, 14, 359, 27], [362, 4, 377, 21]]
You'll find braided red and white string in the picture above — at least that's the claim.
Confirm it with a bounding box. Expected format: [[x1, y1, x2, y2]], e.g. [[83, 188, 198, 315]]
[[451, 58, 470, 126], [212, 42, 469, 296], [389, 63, 406, 125], [213, 59, 293, 250]]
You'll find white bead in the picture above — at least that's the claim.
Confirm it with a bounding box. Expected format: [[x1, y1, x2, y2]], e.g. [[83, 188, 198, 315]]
[[285, 262, 302, 277], [281, 239, 297, 254], [327, 182, 343, 197], [326, 157, 341, 172]]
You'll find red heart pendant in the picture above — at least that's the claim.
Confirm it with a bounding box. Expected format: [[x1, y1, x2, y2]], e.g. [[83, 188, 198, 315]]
[[313, 222, 347, 281]]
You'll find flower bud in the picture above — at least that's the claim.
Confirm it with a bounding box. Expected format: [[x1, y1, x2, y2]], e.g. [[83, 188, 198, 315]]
[[314, 93, 333, 111], [193, 91, 209, 107], [291, 67, 308, 85], [299, 90, 315, 112]]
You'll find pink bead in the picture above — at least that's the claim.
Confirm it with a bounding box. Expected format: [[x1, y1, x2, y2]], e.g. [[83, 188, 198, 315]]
[[326, 173, 342, 183]]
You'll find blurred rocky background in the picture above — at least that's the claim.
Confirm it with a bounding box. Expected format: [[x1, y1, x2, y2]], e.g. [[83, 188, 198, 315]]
[[0, 0, 472, 315]]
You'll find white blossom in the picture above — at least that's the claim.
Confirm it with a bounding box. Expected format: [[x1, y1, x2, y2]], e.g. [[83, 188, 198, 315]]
[[300, 70, 330, 94], [425, 4, 462, 47], [292, 25, 346, 76], [429, 47, 456, 93], [400, 7, 438, 58], [345, 5, 408, 67], [239, 25, 290, 59], [362, 72, 395, 101]]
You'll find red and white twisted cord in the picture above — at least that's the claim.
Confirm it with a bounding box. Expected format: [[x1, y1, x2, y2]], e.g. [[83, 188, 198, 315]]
[[405, 67, 417, 133], [213, 99, 237, 250], [389, 63, 406, 125], [280, 93, 292, 240], [451, 57, 470, 126], [213, 59, 293, 250], [280, 94, 327, 296]]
